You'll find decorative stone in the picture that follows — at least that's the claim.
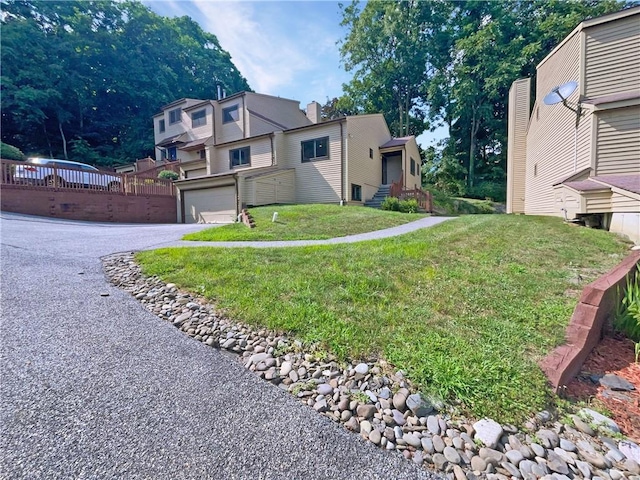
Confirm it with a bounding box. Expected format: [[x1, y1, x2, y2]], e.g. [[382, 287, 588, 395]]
[[560, 439, 577, 453], [404, 433, 422, 449], [575, 460, 593, 479], [444, 446, 462, 464], [356, 404, 376, 419], [406, 393, 434, 417], [249, 352, 270, 365], [345, 416, 360, 432], [580, 451, 610, 470], [500, 461, 522, 478], [392, 409, 406, 426], [393, 391, 408, 412], [547, 450, 569, 473], [599, 373, 635, 391], [453, 464, 466, 480], [473, 419, 504, 449], [433, 453, 448, 470], [354, 363, 369, 375], [427, 415, 441, 435], [471, 455, 487, 472], [572, 415, 595, 436], [479, 448, 505, 466], [537, 429, 559, 449], [422, 437, 435, 454], [620, 440, 640, 463], [577, 408, 620, 434], [313, 398, 328, 413], [369, 428, 382, 445], [506, 449, 525, 466], [433, 435, 446, 453], [317, 383, 333, 396], [360, 420, 372, 436]]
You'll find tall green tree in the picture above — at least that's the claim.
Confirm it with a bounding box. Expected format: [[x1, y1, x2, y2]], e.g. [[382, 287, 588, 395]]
[[1, 0, 250, 165]]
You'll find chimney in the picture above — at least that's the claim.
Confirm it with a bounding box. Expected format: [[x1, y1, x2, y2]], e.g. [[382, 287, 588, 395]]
[[306, 101, 321, 124]]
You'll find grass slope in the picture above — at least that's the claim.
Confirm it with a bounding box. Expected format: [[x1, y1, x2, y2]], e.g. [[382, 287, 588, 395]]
[[138, 215, 630, 423], [183, 204, 427, 241]]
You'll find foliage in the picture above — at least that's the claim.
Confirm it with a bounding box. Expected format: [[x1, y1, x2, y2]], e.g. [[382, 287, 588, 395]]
[[380, 197, 420, 213], [158, 170, 179, 181], [138, 215, 629, 422], [466, 182, 506, 203], [614, 269, 640, 342], [1, 0, 249, 166], [183, 204, 426, 242], [0, 141, 25, 161], [380, 196, 400, 212], [338, 0, 625, 188], [427, 187, 500, 215]]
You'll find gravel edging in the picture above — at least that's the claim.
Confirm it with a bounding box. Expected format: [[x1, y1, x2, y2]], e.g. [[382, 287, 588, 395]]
[[103, 252, 640, 480]]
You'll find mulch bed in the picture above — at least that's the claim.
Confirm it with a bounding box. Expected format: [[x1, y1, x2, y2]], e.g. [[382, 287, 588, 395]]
[[564, 334, 640, 441]]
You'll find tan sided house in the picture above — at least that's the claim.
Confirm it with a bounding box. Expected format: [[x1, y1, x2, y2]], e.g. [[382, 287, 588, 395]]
[[153, 92, 422, 223], [507, 7, 640, 243]]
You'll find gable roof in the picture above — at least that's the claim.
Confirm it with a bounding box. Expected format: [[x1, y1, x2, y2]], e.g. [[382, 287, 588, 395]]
[[380, 136, 414, 149]]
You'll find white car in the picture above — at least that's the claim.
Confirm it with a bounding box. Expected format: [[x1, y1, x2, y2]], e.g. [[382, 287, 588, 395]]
[[13, 158, 122, 191]]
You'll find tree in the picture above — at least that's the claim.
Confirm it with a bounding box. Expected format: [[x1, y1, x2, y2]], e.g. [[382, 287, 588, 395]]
[[0, 0, 250, 166]]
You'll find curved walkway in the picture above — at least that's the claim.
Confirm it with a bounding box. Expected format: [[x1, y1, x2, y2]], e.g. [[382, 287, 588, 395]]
[[0, 212, 448, 480], [170, 215, 455, 249]]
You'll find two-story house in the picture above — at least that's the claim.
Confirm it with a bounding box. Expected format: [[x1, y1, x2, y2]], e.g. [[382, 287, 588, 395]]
[[507, 6, 640, 243], [153, 92, 422, 223]]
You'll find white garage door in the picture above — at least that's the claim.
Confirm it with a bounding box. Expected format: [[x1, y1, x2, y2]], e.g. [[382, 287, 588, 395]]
[[184, 186, 236, 224]]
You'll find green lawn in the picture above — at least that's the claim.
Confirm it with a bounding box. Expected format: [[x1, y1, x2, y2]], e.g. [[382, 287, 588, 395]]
[[138, 215, 631, 423], [182, 204, 427, 241]]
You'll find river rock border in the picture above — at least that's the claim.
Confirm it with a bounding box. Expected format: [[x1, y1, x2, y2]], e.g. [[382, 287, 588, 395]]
[[103, 252, 640, 480]]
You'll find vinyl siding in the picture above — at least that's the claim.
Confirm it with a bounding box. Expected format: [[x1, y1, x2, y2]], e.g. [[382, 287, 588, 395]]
[[245, 93, 311, 133], [405, 141, 423, 190], [585, 14, 640, 98], [187, 104, 214, 139], [595, 106, 640, 175], [611, 191, 640, 212], [280, 123, 343, 204], [185, 167, 207, 179], [345, 115, 390, 202], [243, 169, 295, 206], [210, 137, 273, 175], [553, 185, 583, 219], [217, 100, 245, 144], [507, 78, 531, 213], [525, 32, 584, 216], [584, 190, 613, 213]]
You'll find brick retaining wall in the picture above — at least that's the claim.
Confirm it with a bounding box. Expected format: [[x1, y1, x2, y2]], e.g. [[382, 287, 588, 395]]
[[1, 185, 177, 223], [540, 250, 640, 392]]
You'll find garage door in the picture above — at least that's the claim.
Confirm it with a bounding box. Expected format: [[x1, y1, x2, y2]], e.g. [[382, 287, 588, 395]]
[[184, 186, 236, 223]]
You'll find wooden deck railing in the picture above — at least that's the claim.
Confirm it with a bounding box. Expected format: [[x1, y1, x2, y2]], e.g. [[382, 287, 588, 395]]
[[389, 172, 432, 212], [1, 158, 175, 197]]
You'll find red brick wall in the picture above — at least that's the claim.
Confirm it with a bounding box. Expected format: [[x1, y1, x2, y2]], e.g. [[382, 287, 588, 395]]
[[1, 185, 177, 223], [540, 250, 640, 391]]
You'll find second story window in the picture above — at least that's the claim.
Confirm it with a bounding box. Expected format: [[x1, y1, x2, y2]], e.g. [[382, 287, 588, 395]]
[[169, 108, 182, 125], [301, 136, 329, 162], [222, 104, 239, 123], [158, 119, 166, 133], [191, 109, 206, 128], [229, 146, 250, 168]]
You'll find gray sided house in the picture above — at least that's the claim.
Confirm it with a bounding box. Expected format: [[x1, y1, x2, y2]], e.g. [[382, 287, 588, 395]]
[[507, 7, 640, 243], [153, 92, 422, 223]]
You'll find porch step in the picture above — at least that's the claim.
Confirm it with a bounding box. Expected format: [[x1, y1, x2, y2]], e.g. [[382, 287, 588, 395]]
[[364, 184, 392, 209]]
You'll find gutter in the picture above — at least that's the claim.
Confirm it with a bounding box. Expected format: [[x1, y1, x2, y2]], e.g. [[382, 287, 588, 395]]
[[340, 121, 345, 203]]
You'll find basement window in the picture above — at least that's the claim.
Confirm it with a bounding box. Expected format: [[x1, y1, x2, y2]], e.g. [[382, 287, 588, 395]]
[[351, 184, 362, 201]]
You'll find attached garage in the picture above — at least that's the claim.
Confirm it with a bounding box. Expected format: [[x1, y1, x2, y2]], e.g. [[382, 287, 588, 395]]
[[175, 175, 238, 224]]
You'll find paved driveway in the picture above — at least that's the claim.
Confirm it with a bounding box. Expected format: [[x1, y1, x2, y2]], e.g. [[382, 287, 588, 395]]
[[0, 213, 442, 479]]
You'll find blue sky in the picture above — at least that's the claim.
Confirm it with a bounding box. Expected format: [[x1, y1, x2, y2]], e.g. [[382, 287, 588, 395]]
[[143, 0, 447, 146]]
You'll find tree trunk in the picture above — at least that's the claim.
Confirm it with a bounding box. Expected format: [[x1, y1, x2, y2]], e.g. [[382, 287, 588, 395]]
[[468, 108, 479, 189], [59, 121, 68, 159]]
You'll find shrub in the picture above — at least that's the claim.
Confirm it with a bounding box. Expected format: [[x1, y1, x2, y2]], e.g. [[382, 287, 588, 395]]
[[158, 170, 179, 181], [381, 196, 400, 211], [1, 142, 26, 161], [466, 181, 506, 203], [399, 198, 419, 213], [614, 270, 640, 342]]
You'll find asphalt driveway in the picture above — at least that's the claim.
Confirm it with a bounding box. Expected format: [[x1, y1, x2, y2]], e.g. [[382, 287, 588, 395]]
[[0, 213, 442, 479]]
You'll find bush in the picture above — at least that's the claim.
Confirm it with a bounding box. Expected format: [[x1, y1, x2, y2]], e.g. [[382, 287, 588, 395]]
[[614, 270, 640, 342], [466, 181, 506, 203], [381, 196, 400, 211], [1, 142, 26, 161], [399, 198, 419, 213], [158, 170, 179, 181], [380, 196, 419, 213]]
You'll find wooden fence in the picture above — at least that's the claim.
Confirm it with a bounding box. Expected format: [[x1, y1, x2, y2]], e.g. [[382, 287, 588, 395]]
[[390, 176, 432, 212], [1, 158, 175, 197]]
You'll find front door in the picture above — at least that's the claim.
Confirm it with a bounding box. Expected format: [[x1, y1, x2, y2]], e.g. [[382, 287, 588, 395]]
[[382, 154, 402, 185]]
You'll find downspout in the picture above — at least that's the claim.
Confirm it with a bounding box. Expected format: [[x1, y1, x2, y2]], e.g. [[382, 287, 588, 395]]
[[234, 173, 240, 217], [270, 133, 275, 166], [242, 95, 247, 139], [340, 120, 345, 204]]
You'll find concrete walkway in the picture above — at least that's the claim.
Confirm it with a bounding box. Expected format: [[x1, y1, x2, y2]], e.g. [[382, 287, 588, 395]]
[[0, 212, 449, 479], [171, 215, 454, 249]]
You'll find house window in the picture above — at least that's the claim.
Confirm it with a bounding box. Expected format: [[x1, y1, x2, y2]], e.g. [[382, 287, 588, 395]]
[[169, 108, 182, 125], [191, 109, 206, 128], [369, 148, 373, 159], [410, 158, 416, 176], [222, 104, 239, 123], [301, 136, 329, 162], [162, 147, 177, 161], [199, 149, 206, 160], [229, 146, 250, 168], [158, 119, 165, 133], [351, 184, 362, 201]]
